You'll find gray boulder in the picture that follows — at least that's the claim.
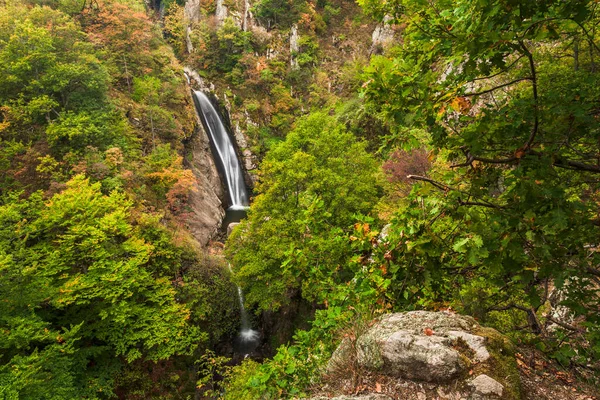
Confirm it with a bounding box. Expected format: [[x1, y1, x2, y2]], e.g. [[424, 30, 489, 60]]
[[354, 311, 481, 382], [326, 311, 522, 398]]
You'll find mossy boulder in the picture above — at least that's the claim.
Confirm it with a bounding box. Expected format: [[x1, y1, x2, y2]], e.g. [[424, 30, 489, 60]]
[[327, 311, 522, 399]]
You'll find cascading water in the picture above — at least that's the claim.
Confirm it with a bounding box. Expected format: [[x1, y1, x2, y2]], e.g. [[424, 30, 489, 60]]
[[228, 264, 260, 355], [191, 88, 258, 354], [192, 91, 249, 210]]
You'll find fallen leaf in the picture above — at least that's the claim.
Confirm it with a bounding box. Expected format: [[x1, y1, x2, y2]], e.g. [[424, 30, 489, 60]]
[[424, 328, 434, 336], [375, 382, 382, 393]]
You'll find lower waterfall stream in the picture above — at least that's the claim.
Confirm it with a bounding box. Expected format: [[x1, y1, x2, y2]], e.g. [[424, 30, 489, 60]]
[[228, 264, 260, 355]]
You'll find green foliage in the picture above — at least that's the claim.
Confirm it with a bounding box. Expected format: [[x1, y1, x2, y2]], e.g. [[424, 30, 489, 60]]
[[0, 176, 202, 398], [295, 35, 319, 68], [0, 4, 112, 146], [223, 306, 351, 399], [358, 0, 600, 365], [195, 349, 231, 398], [46, 110, 128, 152], [252, 0, 308, 29], [226, 112, 380, 312], [191, 18, 252, 77], [0, 0, 214, 398]]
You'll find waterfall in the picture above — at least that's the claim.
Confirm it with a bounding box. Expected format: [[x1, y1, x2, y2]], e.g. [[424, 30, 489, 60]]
[[192, 91, 249, 210], [191, 89, 257, 354], [228, 264, 259, 354]]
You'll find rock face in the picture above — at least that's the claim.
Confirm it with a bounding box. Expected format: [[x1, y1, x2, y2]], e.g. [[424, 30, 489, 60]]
[[290, 24, 300, 70], [185, 96, 226, 247], [327, 311, 521, 399], [215, 0, 228, 26], [184, 0, 200, 24], [371, 15, 395, 53]]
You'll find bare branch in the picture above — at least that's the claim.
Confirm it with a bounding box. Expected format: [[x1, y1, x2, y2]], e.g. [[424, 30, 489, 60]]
[[458, 200, 502, 209], [470, 55, 526, 82], [407, 175, 502, 209], [406, 175, 453, 191], [571, 19, 600, 54], [546, 316, 581, 332], [519, 41, 539, 149], [463, 77, 533, 97], [551, 156, 600, 174]]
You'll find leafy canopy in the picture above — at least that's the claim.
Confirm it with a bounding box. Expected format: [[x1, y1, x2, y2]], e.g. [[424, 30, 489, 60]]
[[0, 176, 201, 398], [226, 112, 380, 312], [359, 0, 600, 363]]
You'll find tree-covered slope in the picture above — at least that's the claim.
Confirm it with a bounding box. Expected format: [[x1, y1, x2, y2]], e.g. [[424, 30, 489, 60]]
[[0, 1, 236, 398]]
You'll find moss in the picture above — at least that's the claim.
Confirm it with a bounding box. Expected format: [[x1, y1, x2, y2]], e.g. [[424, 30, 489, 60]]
[[451, 337, 475, 375], [472, 327, 523, 399]]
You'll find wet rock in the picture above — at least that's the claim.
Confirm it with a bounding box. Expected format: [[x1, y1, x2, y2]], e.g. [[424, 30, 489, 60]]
[[185, 92, 226, 246]]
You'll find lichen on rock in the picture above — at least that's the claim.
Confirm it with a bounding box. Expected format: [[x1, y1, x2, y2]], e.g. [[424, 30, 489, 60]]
[[327, 311, 523, 399]]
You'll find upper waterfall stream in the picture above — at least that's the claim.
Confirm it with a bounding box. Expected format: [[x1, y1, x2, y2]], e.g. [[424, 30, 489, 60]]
[[192, 90, 249, 210]]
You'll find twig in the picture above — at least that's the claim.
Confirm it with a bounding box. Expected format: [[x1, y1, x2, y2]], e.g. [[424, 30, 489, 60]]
[[462, 77, 533, 97]]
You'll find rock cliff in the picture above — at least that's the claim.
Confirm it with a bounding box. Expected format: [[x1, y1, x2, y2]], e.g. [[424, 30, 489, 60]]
[[184, 91, 226, 247]]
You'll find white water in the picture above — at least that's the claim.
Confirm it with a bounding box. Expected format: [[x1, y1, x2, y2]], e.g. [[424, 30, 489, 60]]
[[228, 264, 259, 353], [193, 91, 249, 209]]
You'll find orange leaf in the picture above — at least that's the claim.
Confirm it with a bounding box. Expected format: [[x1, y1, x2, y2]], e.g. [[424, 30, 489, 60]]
[[424, 328, 434, 336]]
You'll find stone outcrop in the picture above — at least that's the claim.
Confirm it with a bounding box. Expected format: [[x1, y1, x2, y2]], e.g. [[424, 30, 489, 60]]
[[183, 0, 200, 24], [185, 94, 226, 247], [351, 312, 486, 382], [290, 24, 300, 70], [215, 0, 228, 26], [326, 311, 522, 399], [371, 15, 395, 53]]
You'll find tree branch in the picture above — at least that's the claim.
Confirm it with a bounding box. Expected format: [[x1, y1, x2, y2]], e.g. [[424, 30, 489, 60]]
[[458, 200, 502, 209], [407, 175, 502, 209], [470, 55, 526, 82], [519, 40, 539, 149], [550, 156, 600, 174], [406, 175, 453, 191], [546, 316, 581, 332], [463, 77, 533, 97]]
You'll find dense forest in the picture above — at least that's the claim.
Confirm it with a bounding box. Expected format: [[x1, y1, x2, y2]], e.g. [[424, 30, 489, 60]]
[[1, 0, 599, 398]]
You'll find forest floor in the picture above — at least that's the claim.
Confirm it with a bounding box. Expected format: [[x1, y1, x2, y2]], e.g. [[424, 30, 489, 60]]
[[311, 346, 599, 400], [517, 347, 598, 400]]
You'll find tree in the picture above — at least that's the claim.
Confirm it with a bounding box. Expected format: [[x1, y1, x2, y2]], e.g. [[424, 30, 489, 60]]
[[0, 5, 111, 136], [84, 0, 154, 90], [226, 112, 380, 312], [252, 0, 308, 30], [359, 0, 600, 364], [0, 176, 201, 398]]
